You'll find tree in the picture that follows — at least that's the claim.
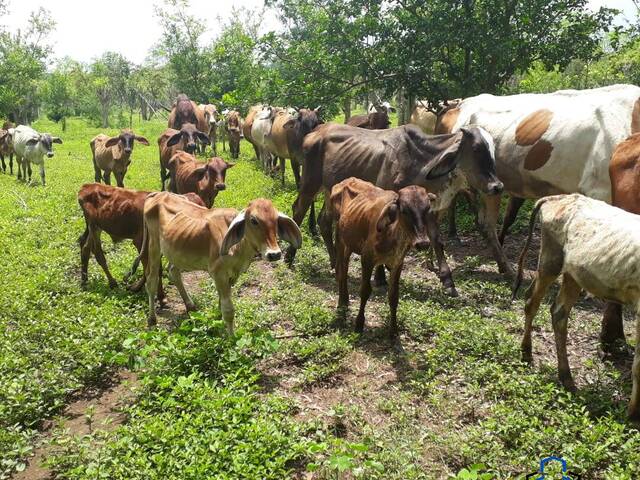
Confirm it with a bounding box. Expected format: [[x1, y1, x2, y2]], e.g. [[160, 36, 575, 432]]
[[89, 52, 132, 127], [42, 60, 76, 130], [0, 6, 55, 123]]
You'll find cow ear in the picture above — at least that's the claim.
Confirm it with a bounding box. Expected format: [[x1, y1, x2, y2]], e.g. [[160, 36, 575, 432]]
[[167, 132, 183, 147], [194, 165, 208, 179], [26, 138, 39, 146], [225, 161, 236, 168], [283, 119, 296, 129], [105, 136, 120, 148], [220, 210, 246, 256], [376, 201, 399, 232], [196, 131, 210, 145], [51, 136, 63, 144], [427, 192, 437, 202], [135, 136, 150, 146], [426, 139, 461, 180], [277, 212, 302, 249]]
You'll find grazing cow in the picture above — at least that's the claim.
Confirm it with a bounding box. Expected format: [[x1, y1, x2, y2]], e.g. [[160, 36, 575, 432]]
[[9, 125, 62, 185], [90, 129, 149, 187], [513, 194, 640, 420], [346, 110, 390, 130], [243, 105, 263, 161], [168, 94, 199, 130], [0, 128, 14, 174], [290, 123, 504, 293], [438, 84, 640, 250], [137, 192, 302, 331], [331, 178, 438, 335], [157, 124, 210, 190], [199, 103, 218, 155], [409, 101, 436, 134], [225, 110, 242, 159], [167, 151, 234, 208], [77, 183, 205, 296]]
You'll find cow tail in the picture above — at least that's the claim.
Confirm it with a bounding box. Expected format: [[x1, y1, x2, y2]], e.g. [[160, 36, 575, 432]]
[[512, 198, 546, 300]]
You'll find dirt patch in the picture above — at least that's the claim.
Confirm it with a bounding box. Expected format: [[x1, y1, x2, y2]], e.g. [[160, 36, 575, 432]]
[[13, 370, 139, 480]]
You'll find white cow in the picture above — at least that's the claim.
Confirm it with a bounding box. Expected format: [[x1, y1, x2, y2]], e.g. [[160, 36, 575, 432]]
[[514, 194, 640, 420], [250, 106, 280, 174], [9, 125, 62, 185], [438, 84, 640, 274]]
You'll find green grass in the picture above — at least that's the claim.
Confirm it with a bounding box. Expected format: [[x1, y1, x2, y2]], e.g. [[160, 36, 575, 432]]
[[1, 115, 640, 479]]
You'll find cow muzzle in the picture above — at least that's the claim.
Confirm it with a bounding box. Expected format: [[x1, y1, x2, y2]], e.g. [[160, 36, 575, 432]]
[[124, 148, 132, 154], [265, 249, 282, 262], [215, 183, 226, 191], [47, 152, 54, 158], [186, 143, 197, 153], [487, 181, 504, 195], [414, 239, 431, 251]]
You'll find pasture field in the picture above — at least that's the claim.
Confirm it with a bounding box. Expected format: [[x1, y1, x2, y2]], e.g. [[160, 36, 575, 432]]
[[1, 116, 640, 479]]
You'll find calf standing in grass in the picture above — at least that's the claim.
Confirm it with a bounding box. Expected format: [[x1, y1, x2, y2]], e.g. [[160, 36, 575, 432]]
[[330, 178, 437, 335], [10, 125, 62, 185], [135, 193, 302, 331], [90, 129, 149, 187], [77, 183, 204, 296], [514, 193, 640, 420], [0, 128, 13, 174], [167, 151, 234, 208], [157, 123, 209, 190], [226, 110, 242, 159]]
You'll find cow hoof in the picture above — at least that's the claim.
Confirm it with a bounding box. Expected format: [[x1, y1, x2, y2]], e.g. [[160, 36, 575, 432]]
[[598, 339, 632, 359], [521, 351, 533, 365], [447, 235, 462, 246], [108, 279, 118, 289], [185, 302, 197, 313], [444, 286, 458, 297], [147, 316, 157, 328]]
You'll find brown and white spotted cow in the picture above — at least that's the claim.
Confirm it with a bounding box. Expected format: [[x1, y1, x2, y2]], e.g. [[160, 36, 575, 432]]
[[441, 84, 640, 349]]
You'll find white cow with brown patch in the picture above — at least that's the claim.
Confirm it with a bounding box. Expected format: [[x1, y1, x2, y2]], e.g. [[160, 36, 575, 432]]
[[513, 193, 640, 420]]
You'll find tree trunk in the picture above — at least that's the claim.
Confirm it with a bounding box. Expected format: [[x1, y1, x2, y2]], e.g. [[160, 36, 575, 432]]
[[140, 97, 149, 121], [342, 97, 351, 123], [62, 117, 67, 132], [101, 104, 109, 128]]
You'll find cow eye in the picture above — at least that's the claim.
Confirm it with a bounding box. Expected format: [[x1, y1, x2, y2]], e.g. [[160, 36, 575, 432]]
[[250, 216, 259, 226]]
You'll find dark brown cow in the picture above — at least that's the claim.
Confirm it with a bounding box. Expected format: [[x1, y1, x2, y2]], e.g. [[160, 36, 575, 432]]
[[167, 151, 234, 208], [277, 108, 323, 187], [157, 124, 209, 190], [331, 178, 436, 335], [289, 123, 504, 294], [0, 128, 13, 174], [77, 183, 205, 297], [602, 133, 640, 350], [346, 111, 390, 130], [226, 110, 242, 159], [168, 94, 199, 130]]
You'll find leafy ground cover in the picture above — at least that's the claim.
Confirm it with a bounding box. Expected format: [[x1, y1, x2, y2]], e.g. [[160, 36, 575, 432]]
[[1, 116, 639, 479]]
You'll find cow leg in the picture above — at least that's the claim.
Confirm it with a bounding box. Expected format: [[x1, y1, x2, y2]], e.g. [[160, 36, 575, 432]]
[[168, 264, 196, 313], [128, 237, 147, 292], [79, 227, 91, 287], [287, 187, 320, 264], [551, 273, 581, 392], [309, 202, 318, 237], [114, 171, 125, 188], [629, 305, 640, 420], [91, 230, 117, 288], [27, 161, 32, 183], [39, 164, 45, 186], [600, 302, 627, 354], [16, 156, 22, 180], [479, 192, 514, 277], [499, 197, 525, 245], [291, 159, 301, 189], [427, 211, 457, 296], [213, 273, 234, 334], [9, 153, 13, 175], [279, 157, 286, 185], [1, 154, 5, 172], [103, 169, 112, 186], [373, 266, 387, 288], [144, 232, 161, 327], [388, 263, 403, 337], [318, 198, 336, 268], [336, 239, 351, 321], [521, 271, 558, 363], [355, 257, 374, 333]]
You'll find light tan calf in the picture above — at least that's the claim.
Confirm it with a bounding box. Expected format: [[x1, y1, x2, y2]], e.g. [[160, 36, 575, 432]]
[[139, 193, 302, 332]]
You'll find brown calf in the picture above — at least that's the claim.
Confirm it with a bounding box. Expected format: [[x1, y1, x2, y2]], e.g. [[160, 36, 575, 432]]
[[157, 124, 210, 190], [168, 94, 199, 130], [226, 110, 242, 159], [167, 151, 234, 208], [346, 111, 390, 129], [135, 193, 302, 330], [0, 128, 14, 174], [331, 178, 437, 336], [90, 129, 149, 187], [77, 183, 205, 297]]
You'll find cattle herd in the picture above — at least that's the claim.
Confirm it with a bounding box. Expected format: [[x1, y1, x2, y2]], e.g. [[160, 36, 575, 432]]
[[1, 84, 640, 420]]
